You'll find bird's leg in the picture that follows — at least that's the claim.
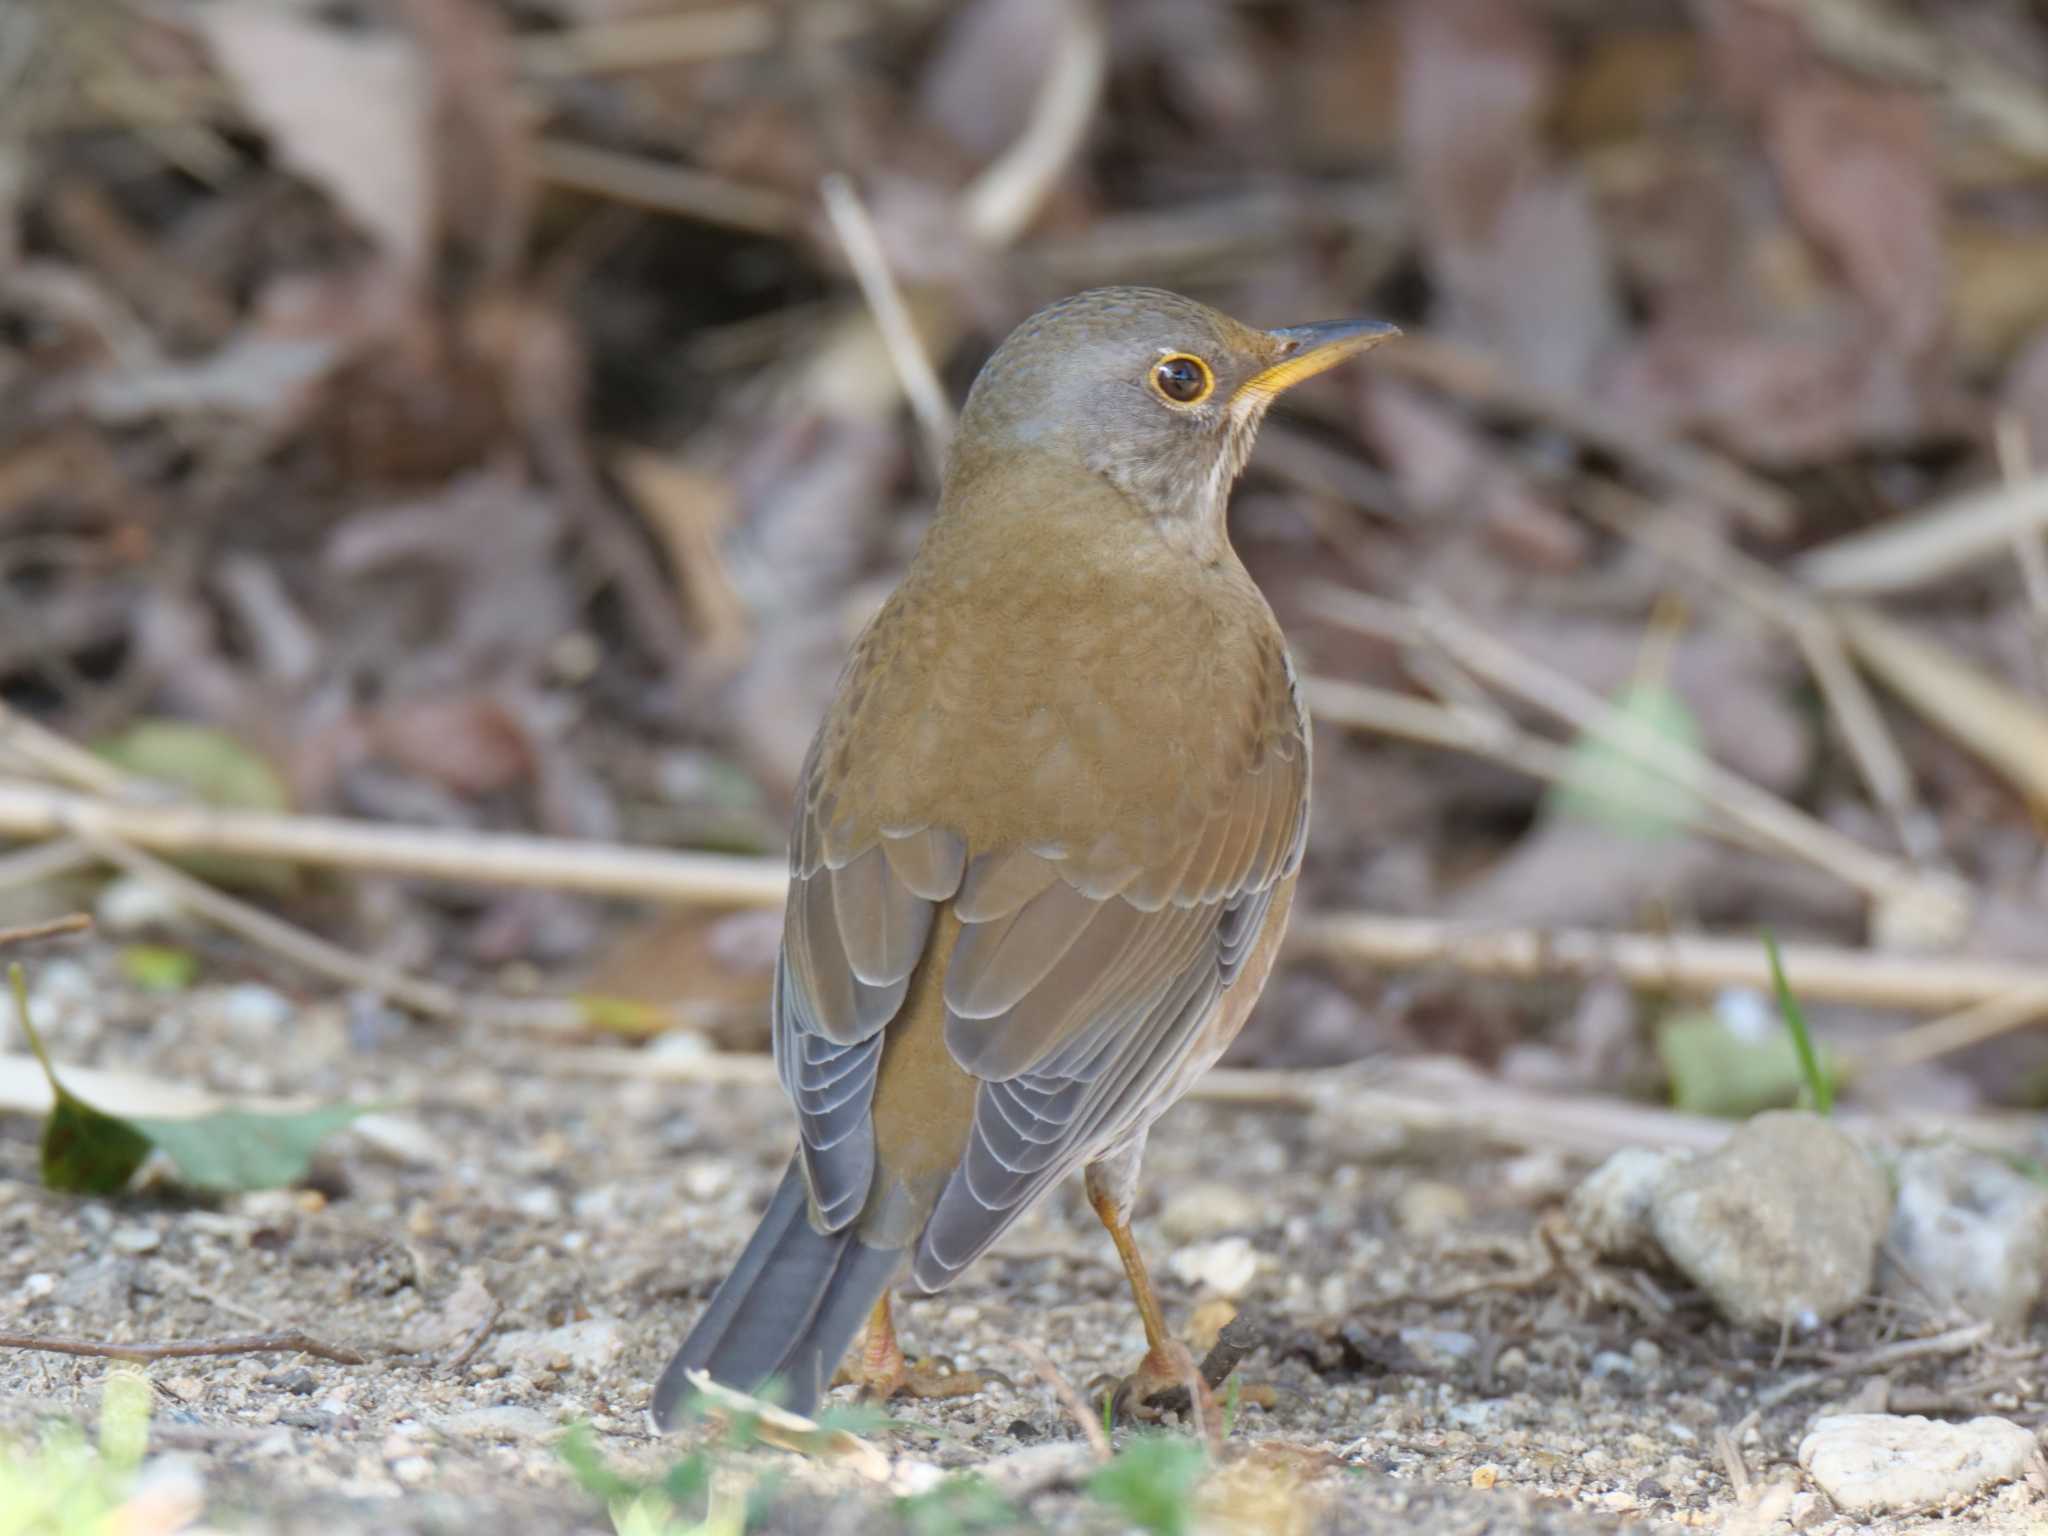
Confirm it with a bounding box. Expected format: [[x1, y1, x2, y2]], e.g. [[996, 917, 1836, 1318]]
[[1084, 1147, 1215, 1427], [829, 1293, 991, 1402]]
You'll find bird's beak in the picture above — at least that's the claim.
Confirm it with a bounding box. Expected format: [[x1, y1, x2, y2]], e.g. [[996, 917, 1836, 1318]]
[[1235, 318, 1401, 407]]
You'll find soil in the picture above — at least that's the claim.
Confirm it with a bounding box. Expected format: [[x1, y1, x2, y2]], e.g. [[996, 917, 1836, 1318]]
[[2, 958, 2043, 1535]]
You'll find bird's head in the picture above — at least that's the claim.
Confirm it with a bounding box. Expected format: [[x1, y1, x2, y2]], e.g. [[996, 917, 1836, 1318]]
[[949, 286, 1397, 553]]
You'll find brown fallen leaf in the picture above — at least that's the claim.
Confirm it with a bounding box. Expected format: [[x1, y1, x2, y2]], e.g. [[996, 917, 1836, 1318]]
[[193, 2, 433, 281]]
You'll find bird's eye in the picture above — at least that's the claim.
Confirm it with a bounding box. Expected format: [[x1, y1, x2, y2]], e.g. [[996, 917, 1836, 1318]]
[[1150, 354, 1214, 406]]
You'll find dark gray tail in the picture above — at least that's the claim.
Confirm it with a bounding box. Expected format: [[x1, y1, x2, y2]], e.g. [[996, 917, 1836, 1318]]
[[652, 1158, 903, 1426]]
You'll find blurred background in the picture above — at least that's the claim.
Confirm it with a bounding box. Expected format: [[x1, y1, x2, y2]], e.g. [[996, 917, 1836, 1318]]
[[4, 0, 2048, 1117]]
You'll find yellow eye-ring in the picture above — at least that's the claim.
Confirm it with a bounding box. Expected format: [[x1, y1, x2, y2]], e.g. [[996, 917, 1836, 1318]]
[[1149, 353, 1214, 406]]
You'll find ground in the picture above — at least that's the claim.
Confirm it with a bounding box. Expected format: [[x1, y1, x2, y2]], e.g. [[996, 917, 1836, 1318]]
[[2, 961, 2044, 1535]]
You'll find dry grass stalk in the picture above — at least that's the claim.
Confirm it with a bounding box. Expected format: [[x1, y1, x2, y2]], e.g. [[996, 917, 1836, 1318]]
[[1796, 471, 2048, 595], [1578, 485, 1935, 863], [517, 2, 870, 77], [820, 172, 956, 462], [1292, 911, 2047, 1013], [1833, 603, 2048, 808], [550, 1047, 2048, 1159], [73, 826, 462, 1019], [0, 776, 790, 906], [531, 139, 802, 237], [1308, 585, 1971, 939]]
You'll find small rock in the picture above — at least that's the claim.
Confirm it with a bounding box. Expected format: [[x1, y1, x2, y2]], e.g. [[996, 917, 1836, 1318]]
[[109, 1225, 161, 1255], [1398, 1326, 1476, 1365], [22, 1272, 54, 1300], [1649, 1111, 1888, 1328], [96, 876, 188, 935], [1168, 1237, 1258, 1298], [1882, 1145, 2048, 1328], [511, 1185, 563, 1222], [349, 1114, 447, 1168], [1158, 1181, 1259, 1243], [1798, 1413, 2038, 1516], [215, 983, 292, 1033], [678, 1159, 733, 1202], [435, 1406, 560, 1441], [1394, 1180, 1471, 1239], [1567, 1147, 1683, 1264], [493, 1317, 623, 1375]]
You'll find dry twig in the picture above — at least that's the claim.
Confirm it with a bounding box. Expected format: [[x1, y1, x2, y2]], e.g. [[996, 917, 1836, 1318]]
[[1309, 585, 1971, 938], [0, 911, 90, 948], [0, 1328, 367, 1365], [73, 826, 461, 1019], [1797, 472, 2048, 595], [1017, 1340, 1111, 1461], [820, 172, 956, 462]]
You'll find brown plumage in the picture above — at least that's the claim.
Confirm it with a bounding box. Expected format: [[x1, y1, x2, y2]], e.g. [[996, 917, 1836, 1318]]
[[653, 287, 1396, 1424]]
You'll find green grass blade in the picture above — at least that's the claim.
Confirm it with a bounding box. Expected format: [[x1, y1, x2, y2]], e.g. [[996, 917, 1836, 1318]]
[[1764, 929, 1832, 1115]]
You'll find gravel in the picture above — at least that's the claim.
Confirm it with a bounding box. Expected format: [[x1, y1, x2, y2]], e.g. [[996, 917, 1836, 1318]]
[[3, 969, 2046, 1533]]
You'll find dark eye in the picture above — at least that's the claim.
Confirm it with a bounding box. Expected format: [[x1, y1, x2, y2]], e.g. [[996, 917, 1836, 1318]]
[[1150, 354, 1214, 406]]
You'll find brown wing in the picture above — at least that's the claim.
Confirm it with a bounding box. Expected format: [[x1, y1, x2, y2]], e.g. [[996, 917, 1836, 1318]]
[[908, 656, 1306, 1288]]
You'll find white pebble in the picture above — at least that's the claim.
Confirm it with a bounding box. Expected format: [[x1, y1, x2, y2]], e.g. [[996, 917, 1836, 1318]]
[[1799, 1414, 2038, 1517], [1167, 1236, 1258, 1298]]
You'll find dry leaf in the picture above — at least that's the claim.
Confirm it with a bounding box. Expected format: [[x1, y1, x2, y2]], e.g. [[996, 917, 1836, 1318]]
[[1765, 78, 1946, 360], [195, 2, 434, 280]]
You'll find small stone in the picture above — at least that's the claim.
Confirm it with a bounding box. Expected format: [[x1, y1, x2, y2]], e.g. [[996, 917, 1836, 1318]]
[[1398, 1326, 1476, 1365], [1589, 1350, 1634, 1379], [435, 1406, 560, 1441], [1881, 1145, 2048, 1328], [215, 983, 291, 1033], [1158, 1181, 1259, 1242], [1470, 1464, 1500, 1490], [1798, 1413, 2038, 1517], [492, 1317, 623, 1375], [1394, 1180, 1471, 1239], [389, 1455, 434, 1487], [1567, 1147, 1683, 1263], [96, 876, 188, 935], [22, 1272, 54, 1299], [679, 1160, 733, 1202], [348, 1114, 447, 1168], [1649, 1111, 1888, 1328], [511, 1186, 563, 1221], [1168, 1237, 1258, 1298], [109, 1225, 161, 1255]]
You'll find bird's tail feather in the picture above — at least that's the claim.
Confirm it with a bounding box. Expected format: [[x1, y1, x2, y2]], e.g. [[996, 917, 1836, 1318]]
[[652, 1158, 902, 1426]]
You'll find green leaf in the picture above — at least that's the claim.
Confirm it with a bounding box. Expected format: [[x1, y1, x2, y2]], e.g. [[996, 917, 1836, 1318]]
[[118, 944, 199, 993], [1087, 1435, 1205, 1536], [11, 962, 374, 1195], [1765, 929, 1834, 1115], [1548, 682, 1702, 840], [95, 720, 297, 892], [1657, 1006, 1842, 1119], [129, 1103, 376, 1193], [14, 964, 153, 1194], [557, 1423, 648, 1503]]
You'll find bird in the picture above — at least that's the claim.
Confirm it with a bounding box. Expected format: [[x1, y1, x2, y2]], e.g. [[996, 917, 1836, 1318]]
[[652, 286, 1396, 1427]]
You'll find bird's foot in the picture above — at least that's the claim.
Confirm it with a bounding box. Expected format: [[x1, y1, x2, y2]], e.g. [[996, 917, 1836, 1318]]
[[831, 1328, 994, 1403], [1094, 1313, 1276, 1427], [1095, 1339, 1216, 1426]]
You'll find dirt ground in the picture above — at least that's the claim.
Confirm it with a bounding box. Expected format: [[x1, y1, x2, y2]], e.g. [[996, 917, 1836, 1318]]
[[3, 959, 2044, 1536]]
